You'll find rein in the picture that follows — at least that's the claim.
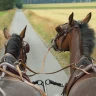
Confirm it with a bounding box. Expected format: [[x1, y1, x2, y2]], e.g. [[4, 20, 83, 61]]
[[19, 54, 90, 76], [18, 46, 52, 76], [2, 47, 90, 76], [27, 63, 90, 77]]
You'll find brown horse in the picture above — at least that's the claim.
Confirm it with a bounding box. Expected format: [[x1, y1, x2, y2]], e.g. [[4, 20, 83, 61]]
[[52, 12, 96, 96], [0, 26, 46, 96]]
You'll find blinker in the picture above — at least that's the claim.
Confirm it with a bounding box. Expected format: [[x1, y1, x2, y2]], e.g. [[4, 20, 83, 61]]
[[23, 41, 30, 53]]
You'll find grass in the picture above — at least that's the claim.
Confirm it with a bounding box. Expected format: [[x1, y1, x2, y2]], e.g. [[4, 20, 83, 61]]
[[0, 9, 15, 49], [23, 3, 96, 9], [30, 9, 96, 29], [23, 3, 96, 75], [0, 11, 7, 17]]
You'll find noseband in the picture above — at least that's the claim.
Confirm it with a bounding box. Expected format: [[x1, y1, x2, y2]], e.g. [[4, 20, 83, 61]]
[[52, 21, 82, 52]]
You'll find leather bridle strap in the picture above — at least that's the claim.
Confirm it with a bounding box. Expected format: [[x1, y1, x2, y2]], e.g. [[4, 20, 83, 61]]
[[60, 24, 80, 51], [0, 67, 23, 81], [16, 65, 23, 80], [72, 65, 90, 75], [54, 24, 80, 52]]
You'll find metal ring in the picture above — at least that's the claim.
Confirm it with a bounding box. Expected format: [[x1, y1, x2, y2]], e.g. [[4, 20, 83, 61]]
[[37, 80, 43, 85], [45, 79, 50, 85]]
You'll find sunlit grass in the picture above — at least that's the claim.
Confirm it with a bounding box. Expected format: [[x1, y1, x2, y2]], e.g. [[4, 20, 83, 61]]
[[0, 11, 7, 17], [0, 30, 6, 49], [0, 10, 15, 49], [31, 9, 96, 29]]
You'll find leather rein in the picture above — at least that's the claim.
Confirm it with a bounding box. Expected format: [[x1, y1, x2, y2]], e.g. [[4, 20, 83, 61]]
[[0, 47, 89, 77]]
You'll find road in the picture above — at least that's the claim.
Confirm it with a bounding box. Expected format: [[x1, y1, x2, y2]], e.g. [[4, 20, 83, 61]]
[[0, 10, 68, 96]]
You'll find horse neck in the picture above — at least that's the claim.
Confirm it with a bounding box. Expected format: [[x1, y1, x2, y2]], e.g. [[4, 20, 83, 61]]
[[70, 28, 82, 73]]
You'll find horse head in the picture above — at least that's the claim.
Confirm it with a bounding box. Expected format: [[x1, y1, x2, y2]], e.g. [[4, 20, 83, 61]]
[[3, 26, 30, 71], [52, 12, 95, 74], [52, 12, 93, 53]]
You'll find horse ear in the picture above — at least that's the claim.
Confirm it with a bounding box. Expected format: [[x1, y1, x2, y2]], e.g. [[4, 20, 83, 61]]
[[3, 28, 11, 39], [81, 12, 91, 24], [20, 25, 27, 39], [69, 12, 74, 26]]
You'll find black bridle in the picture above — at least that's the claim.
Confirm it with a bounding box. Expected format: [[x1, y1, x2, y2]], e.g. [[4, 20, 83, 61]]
[[52, 21, 82, 52]]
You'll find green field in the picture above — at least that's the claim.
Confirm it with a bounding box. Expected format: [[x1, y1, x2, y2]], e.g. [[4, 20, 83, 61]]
[[0, 11, 7, 17], [23, 3, 96, 9]]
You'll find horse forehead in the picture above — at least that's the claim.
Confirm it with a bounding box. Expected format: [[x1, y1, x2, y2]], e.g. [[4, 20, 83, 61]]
[[60, 23, 68, 28], [60, 20, 80, 29], [12, 34, 21, 40]]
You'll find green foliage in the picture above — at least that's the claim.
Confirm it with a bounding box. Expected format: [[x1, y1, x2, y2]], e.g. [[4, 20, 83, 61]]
[[91, 0, 96, 1], [15, 0, 23, 9], [0, 0, 15, 10]]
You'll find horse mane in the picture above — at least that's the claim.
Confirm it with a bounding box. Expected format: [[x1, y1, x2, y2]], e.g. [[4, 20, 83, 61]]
[[80, 23, 95, 57], [76, 23, 95, 66]]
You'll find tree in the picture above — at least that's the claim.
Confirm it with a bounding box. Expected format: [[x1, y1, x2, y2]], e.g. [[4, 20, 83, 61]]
[[15, 0, 23, 9], [4, 0, 15, 10], [0, 0, 15, 10]]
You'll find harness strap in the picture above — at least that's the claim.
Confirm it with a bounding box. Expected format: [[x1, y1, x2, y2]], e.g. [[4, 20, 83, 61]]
[[0, 62, 15, 69], [16, 65, 23, 80], [1, 53, 17, 63], [15, 63, 46, 96], [0, 67, 46, 96], [0, 65, 7, 78], [4, 53, 17, 61], [72, 65, 90, 75], [0, 67, 23, 81]]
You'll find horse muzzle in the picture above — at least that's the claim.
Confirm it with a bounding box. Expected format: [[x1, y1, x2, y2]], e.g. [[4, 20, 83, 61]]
[[51, 39, 59, 51]]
